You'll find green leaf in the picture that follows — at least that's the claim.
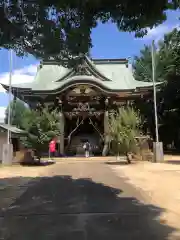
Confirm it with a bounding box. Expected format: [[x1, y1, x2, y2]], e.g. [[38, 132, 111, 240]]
[[109, 107, 142, 154]]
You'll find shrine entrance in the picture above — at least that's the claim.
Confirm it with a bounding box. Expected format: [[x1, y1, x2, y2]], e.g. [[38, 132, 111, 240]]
[[65, 115, 104, 156], [61, 84, 106, 156]]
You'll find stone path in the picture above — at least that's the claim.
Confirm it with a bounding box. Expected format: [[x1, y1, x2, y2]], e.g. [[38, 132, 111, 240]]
[[0, 161, 177, 239]]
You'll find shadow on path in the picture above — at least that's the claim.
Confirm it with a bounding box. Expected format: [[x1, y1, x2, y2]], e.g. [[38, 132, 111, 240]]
[[105, 161, 133, 166], [0, 174, 177, 240], [165, 160, 180, 165]]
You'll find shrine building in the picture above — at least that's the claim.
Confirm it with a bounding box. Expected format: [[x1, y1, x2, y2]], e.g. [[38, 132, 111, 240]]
[[1, 55, 156, 156]]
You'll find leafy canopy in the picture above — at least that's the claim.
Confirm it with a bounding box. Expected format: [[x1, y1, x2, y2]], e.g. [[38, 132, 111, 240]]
[[20, 108, 61, 153], [133, 28, 180, 148], [0, 0, 178, 64], [5, 99, 30, 128], [133, 28, 180, 83]]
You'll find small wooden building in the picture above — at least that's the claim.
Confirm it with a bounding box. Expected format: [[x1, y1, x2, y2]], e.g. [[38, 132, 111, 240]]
[[0, 123, 25, 162]]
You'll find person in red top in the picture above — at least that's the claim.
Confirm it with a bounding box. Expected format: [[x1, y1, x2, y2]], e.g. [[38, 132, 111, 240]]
[[49, 137, 57, 159]]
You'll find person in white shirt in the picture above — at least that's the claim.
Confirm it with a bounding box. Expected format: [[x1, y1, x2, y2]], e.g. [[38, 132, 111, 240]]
[[83, 141, 90, 158]]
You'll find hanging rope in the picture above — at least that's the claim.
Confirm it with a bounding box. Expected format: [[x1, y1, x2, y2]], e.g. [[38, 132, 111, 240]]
[[76, 117, 79, 126], [88, 117, 104, 140], [67, 117, 84, 145], [65, 117, 84, 152]]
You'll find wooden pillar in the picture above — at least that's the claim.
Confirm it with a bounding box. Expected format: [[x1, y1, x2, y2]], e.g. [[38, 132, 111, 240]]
[[59, 112, 65, 155]]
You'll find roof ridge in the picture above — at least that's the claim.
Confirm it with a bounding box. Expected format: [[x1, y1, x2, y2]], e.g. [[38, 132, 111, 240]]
[[40, 56, 128, 65], [84, 56, 112, 81]]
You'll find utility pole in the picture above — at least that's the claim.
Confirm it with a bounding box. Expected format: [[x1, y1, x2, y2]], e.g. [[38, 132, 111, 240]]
[[2, 49, 13, 165], [151, 40, 159, 143], [7, 49, 13, 144], [151, 40, 163, 162]]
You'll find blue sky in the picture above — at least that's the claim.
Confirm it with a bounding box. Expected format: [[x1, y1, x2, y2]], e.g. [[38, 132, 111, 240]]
[[0, 9, 179, 120]]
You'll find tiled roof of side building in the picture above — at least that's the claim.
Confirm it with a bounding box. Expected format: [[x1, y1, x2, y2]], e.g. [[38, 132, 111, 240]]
[[0, 124, 26, 134]]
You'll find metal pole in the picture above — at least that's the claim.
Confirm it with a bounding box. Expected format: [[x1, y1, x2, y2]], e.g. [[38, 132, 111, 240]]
[[7, 49, 13, 144], [151, 40, 159, 143]]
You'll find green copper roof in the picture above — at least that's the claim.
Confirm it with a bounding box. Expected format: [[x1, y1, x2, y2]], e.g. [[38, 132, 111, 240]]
[[1, 56, 156, 93], [0, 124, 26, 134]]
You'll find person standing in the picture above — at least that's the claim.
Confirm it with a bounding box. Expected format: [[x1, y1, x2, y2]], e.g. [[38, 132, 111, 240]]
[[49, 137, 56, 160], [83, 141, 90, 158]]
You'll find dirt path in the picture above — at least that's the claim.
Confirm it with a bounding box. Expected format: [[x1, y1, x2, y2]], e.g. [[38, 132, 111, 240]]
[[110, 161, 180, 238], [0, 161, 178, 239]]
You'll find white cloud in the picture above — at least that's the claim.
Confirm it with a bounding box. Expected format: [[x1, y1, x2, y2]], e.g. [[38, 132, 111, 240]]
[[0, 64, 37, 93], [0, 64, 38, 121], [0, 106, 6, 122], [139, 24, 177, 42]]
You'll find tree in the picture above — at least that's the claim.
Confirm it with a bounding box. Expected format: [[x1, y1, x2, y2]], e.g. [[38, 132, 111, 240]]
[[0, 0, 178, 64], [133, 28, 180, 83], [20, 107, 61, 159], [5, 99, 30, 128], [108, 107, 142, 162], [133, 28, 180, 150]]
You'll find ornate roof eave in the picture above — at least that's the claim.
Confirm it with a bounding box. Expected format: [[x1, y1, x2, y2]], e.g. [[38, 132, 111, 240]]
[[21, 88, 148, 98], [14, 88, 135, 100], [29, 77, 137, 96], [135, 86, 153, 92], [136, 81, 163, 91], [1, 80, 158, 99], [1, 82, 159, 103], [1, 83, 32, 94]]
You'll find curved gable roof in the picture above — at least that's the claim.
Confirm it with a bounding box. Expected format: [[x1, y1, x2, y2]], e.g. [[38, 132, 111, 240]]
[[1, 55, 157, 93]]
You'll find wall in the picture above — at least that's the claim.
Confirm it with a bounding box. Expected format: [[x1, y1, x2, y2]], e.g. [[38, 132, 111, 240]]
[[0, 133, 24, 163], [0, 132, 7, 162]]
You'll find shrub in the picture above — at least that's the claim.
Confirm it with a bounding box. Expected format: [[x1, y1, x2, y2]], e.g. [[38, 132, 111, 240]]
[[109, 107, 142, 155]]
